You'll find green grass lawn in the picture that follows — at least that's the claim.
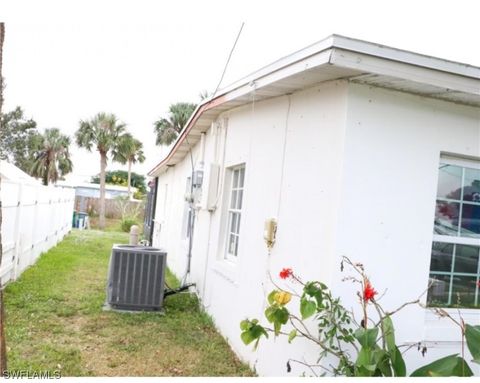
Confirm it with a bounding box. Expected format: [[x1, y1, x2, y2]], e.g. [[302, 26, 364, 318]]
[[5, 229, 253, 377]]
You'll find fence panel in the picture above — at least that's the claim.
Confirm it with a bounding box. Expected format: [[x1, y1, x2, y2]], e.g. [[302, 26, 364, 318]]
[[0, 180, 75, 285]]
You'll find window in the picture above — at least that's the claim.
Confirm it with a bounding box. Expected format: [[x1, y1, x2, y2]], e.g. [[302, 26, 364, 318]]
[[225, 165, 245, 260], [427, 157, 480, 308], [181, 177, 193, 239]]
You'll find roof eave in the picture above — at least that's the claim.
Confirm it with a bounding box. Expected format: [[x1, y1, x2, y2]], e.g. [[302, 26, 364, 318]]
[[148, 35, 480, 177]]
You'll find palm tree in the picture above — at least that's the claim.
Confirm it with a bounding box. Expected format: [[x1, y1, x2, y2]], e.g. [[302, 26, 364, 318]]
[[112, 133, 145, 199], [0, 21, 7, 373], [75, 112, 126, 229], [153, 102, 196, 146], [31, 128, 73, 186]]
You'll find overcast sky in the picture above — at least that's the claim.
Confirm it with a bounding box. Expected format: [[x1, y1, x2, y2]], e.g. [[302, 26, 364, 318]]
[[2, 0, 480, 183]]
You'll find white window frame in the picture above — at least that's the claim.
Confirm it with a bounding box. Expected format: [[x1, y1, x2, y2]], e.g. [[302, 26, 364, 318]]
[[429, 155, 480, 308], [181, 177, 192, 239], [224, 164, 246, 262]]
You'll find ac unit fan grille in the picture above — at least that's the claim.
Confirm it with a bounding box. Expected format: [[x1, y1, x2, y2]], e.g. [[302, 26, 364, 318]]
[[107, 245, 166, 310]]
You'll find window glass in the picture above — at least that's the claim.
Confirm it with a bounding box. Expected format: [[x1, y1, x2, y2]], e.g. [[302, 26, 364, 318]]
[[460, 204, 480, 237], [434, 201, 459, 235], [451, 275, 477, 307], [463, 168, 480, 203], [225, 165, 245, 259], [437, 164, 462, 200], [454, 245, 479, 273], [429, 158, 480, 309], [428, 274, 451, 306], [430, 242, 453, 272]]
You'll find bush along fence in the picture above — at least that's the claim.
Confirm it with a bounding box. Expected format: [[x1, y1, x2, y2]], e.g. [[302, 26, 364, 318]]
[[0, 180, 74, 284], [240, 257, 480, 377]]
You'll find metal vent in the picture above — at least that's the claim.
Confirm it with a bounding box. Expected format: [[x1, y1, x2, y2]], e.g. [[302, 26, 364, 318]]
[[106, 244, 167, 311]]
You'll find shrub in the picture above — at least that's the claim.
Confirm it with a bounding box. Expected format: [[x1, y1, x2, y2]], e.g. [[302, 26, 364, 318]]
[[121, 219, 138, 233], [240, 257, 480, 377]]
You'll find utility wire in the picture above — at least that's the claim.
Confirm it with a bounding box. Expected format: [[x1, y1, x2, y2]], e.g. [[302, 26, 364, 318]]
[[212, 22, 245, 98]]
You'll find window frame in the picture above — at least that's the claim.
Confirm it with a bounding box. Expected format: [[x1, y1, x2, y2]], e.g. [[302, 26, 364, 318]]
[[428, 155, 480, 308], [224, 164, 246, 262]]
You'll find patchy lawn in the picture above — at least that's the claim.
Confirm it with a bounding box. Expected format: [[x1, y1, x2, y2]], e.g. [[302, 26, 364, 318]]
[[5, 229, 253, 377]]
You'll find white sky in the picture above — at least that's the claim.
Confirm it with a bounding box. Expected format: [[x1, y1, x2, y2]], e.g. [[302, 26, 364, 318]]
[[2, 0, 480, 183]]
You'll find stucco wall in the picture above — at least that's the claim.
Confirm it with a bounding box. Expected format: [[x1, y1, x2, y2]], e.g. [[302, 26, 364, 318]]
[[153, 80, 349, 375], [152, 80, 480, 376], [332, 83, 480, 373]]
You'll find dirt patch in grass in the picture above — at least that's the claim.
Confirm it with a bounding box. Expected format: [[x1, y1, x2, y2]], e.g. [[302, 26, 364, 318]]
[[5, 230, 253, 377]]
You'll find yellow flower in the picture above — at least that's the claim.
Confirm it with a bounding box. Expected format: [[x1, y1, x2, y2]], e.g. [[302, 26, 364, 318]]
[[274, 291, 292, 305]]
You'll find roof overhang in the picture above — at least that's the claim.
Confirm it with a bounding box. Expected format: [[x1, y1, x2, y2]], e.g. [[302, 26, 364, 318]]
[[149, 34, 480, 177]]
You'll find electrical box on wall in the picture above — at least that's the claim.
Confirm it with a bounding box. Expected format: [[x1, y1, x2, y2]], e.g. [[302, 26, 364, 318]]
[[264, 218, 277, 249], [193, 168, 204, 188], [206, 163, 220, 211]]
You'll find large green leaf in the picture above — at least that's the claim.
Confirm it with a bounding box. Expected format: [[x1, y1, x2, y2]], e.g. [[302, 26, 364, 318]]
[[410, 354, 473, 377], [303, 282, 324, 307], [267, 290, 278, 305], [390, 346, 406, 377], [240, 319, 268, 348], [466, 324, 480, 364], [354, 327, 379, 348], [300, 298, 316, 319], [382, 315, 396, 352], [378, 316, 405, 376], [355, 347, 376, 377], [373, 348, 392, 377], [264, 305, 289, 335]]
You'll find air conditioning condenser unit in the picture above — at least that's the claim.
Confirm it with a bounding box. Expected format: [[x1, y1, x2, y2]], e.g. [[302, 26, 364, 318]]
[[105, 244, 167, 311]]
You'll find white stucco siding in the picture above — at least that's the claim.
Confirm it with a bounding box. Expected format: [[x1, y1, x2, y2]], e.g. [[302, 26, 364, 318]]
[[333, 83, 480, 373], [152, 80, 349, 376]]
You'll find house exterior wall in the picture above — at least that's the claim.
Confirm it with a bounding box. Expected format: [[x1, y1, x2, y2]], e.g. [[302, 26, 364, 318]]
[[152, 80, 480, 376], [153, 80, 349, 376], [332, 83, 480, 373]]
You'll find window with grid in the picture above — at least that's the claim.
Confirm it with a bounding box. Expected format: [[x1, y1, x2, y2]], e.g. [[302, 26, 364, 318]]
[[225, 165, 245, 260], [427, 157, 480, 308]]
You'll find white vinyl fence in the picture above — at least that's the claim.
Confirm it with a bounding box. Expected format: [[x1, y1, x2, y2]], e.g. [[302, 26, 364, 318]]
[[0, 179, 75, 284]]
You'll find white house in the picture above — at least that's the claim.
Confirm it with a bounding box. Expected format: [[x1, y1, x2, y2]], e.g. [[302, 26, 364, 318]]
[[148, 35, 480, 376]]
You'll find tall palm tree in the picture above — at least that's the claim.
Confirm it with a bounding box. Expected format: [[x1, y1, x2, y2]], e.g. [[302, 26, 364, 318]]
[[0, 21, 7, 373], [112, 133, 145, 199], [31, 128, 73, 186], [75, 112, 126, 229], [153, 102, 196, 146]]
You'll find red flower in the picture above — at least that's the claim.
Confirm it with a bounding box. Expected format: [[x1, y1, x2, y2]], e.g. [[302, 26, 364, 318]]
[[363, 280, 377, 302], [279, 268, 293, 280]]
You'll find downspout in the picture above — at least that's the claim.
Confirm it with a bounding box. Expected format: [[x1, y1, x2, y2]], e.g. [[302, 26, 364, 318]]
[[149, 177, 159, 246]]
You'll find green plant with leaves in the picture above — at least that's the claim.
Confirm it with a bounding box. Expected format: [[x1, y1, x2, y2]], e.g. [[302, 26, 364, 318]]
[[240, 258, 480, 377], [0, 106, 42, 174], [91, 170, 147, 194], [31, 128, 73, 186], [75, 112, 126, 229], [112, 133, 145, 199], [114, 195, 144, 233], [153, 102, 196, 146]]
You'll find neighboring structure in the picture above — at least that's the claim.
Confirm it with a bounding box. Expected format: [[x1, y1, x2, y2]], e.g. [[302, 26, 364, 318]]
[[57, 181, 136, 199], [57, 181, 137, 213], [0, 161, 74, 284], [148, 35, 480, 376]]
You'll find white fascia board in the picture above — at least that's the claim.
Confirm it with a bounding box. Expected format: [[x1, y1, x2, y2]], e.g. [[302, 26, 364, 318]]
[[219, 35, 336, 98], [224, 50, 333, 102], [330, 35, 480, 79], [330, 48, 480, 95]]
